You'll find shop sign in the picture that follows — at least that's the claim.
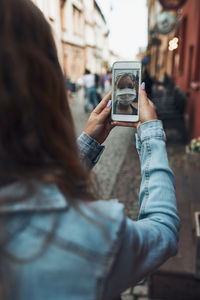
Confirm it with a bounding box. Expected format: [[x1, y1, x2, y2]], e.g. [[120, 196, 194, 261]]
[[156, 11, 176, 34], [159, 0, 186, 10]]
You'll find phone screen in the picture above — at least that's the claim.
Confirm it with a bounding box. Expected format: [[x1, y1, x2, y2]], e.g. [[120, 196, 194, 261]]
[[113, 69, 139, 116]]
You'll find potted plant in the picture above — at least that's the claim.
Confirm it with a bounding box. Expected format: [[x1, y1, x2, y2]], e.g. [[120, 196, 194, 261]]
[[186, 137, 200, 159], [187, 137, 200, 154], [185, 137, 200, 175]]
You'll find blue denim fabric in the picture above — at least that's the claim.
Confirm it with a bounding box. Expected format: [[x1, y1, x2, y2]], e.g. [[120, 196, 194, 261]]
[[0, 121, 180, 300], [104, 120, 180, 298], [77, 132, 104, 168]]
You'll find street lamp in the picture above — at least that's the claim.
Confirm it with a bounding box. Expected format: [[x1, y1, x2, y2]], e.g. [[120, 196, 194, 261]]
[[168, 37, 179, 51]]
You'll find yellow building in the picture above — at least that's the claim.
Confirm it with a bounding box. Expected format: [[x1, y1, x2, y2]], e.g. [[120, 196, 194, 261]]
[[32, 0, 110, 81]]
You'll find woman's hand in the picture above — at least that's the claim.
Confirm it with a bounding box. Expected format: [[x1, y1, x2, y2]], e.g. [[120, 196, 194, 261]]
[[112, 84, 158, 130], [84, 85, 158, 144], [84, 91, 114, 144]]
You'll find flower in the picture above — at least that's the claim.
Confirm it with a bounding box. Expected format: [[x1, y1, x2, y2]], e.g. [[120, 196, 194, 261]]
[[189, 137, 200, 153]]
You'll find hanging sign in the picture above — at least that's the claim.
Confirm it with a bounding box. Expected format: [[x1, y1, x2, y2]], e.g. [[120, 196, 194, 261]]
[[151, 37, 161, 46], [159, 0, 187, 10], [156, 11, 176, 34]]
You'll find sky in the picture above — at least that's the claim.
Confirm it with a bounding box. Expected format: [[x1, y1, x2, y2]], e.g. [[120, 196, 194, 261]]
[[96, 0, 148, 59]]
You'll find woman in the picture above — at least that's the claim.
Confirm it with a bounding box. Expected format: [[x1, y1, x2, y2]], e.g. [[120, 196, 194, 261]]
[[113, 73, 138, 115], [0, 0, 180, 299]]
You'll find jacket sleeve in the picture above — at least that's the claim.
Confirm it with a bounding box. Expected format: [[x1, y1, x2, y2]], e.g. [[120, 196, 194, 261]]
[[77, 132, 105, 169], [103, 120, 180, 299]]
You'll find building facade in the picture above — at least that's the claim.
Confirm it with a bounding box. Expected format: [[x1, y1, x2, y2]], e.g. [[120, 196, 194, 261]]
[[61, 0, 85, 81], [32, 0, 110, 82], [93, 1, 110, 74], [174, 0, 200, 138], [147, 0, 177, 82], [61, 0, 110, 81], [32, 0, 63, 65], [147, 0, 200, 138]]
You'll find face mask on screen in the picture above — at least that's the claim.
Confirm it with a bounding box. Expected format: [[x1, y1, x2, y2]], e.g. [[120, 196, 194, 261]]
[[115, 88, 137, 105]]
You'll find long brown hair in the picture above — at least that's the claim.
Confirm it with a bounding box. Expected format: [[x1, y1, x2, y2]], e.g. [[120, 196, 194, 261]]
[[0, 0, 93, 202]]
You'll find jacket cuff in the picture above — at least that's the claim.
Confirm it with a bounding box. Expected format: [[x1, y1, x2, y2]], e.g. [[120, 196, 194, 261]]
[[135, 120, 166, 150], [77, 132, 105, 169]]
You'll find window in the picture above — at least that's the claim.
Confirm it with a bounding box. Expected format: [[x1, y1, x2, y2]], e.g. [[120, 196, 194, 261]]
[[194, 10, 200, 81], [187, 45, 194, 88], [73, 5, 83, 36], [61, 0, 67, 31], [179, 16, 187, 75]]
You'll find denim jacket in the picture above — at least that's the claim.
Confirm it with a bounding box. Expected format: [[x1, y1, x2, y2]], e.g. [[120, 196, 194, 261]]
[[0, 120, 180, 300]]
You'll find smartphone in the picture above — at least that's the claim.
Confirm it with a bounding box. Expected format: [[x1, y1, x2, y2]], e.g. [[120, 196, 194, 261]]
[[111, 61, 141, 122]]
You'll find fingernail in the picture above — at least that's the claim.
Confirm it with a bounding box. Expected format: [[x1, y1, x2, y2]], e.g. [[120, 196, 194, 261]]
[[141, 82, 145, 90], [107, 100, 112, 107]]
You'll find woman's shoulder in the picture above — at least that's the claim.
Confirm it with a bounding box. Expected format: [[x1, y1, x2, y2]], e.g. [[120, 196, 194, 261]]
[[72, 198, 125, 236], [57, 199, 126, 256], [81, 199, 126, 237], [83, 199, 125, 221]]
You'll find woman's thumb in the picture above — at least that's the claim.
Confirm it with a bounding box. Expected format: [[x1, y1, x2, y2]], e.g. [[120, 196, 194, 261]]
[[139, 84, 149, 105], [99, 100, 112, 121]]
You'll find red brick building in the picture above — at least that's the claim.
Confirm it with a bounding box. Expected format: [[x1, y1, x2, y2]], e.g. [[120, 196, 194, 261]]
[[175, 0, 200, 138]]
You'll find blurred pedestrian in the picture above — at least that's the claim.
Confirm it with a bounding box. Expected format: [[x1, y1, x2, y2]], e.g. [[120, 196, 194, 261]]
[[142, 69, 153, 99], [104, 73, 111, 94], [95, 73, 102, 103], [64, 76, 73, 102], [95, 73, 100, 89], [0, 1, 180, 299], [163, 72, 174, 90], [100, 73, 105, 93], [83, 69, 99, 112]]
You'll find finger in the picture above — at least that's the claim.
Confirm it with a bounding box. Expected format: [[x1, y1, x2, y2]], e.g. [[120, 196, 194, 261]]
[[149, 100, 155, 108], [107, 120, 116, 130], [93, 91, 112, 114], [139, 87, 149, 105], [111, 121, 138, 128], [96, 103, 112, 123]]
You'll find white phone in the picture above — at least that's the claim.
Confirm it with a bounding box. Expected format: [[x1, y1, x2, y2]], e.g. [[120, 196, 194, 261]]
[[111, 61, 141, 122]]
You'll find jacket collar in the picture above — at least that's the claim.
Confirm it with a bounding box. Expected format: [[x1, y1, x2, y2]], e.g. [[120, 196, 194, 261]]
[[0, 180, 68, 213]]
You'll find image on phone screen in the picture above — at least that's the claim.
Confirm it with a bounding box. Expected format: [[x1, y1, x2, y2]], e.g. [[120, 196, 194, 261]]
[[113, 69, 139, 115]]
